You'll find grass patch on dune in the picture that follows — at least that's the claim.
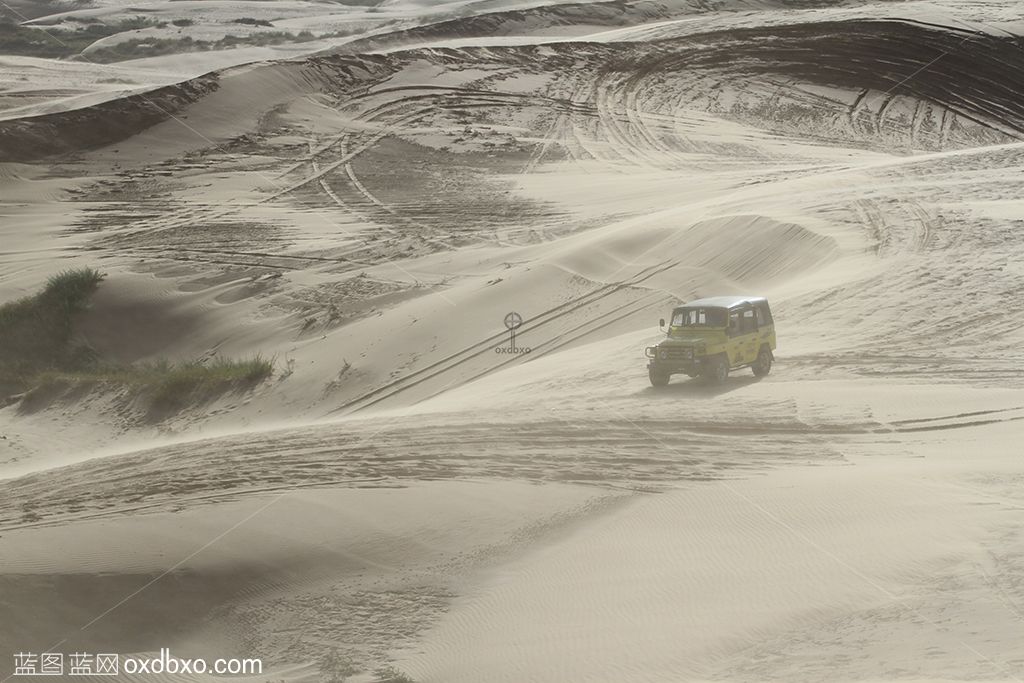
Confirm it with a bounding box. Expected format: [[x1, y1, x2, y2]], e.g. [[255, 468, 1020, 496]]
[[0, 267, 105, 391], [1, 267, 273, 415], [33, 356, 273, 413]]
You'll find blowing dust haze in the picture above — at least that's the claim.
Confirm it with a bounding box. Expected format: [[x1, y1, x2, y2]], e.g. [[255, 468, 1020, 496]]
[[1, 0, 1023, 681]]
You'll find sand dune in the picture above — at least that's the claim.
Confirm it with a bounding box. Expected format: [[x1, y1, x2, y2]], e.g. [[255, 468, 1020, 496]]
[[403, 448, 1022, 682], [6, 15, 1023, 161], [3, 0, 1024, 680], [0, 481, 617, 677]]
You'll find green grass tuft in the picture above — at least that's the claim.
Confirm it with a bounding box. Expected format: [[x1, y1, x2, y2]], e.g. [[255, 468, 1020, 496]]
[[31, 355, 273, 414], [138, 355, 274, 410], [0, 267, 104, 392], [1, 268, 273, 416]]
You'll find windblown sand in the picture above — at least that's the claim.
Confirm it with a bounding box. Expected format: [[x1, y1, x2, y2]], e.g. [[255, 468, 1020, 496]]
[[2, 0, 1024, 680]]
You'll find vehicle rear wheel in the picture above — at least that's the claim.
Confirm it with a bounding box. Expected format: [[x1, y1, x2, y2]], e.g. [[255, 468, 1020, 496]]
[[649, 368, 670, 387], [752, 347, 772, 377], [705, 356, 729, 384]]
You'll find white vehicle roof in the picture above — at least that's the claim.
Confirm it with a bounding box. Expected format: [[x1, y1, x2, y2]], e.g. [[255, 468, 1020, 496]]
[[680, 296, 768, 309]]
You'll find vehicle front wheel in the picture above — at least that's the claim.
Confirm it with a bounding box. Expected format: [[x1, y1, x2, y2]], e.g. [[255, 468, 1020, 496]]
[[649, 368, 670, 387], [705, 356, 729, 384], [752, 347, 772, 377]]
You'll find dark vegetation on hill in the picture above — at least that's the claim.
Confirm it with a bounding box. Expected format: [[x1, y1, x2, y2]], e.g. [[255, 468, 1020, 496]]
[[0, 16, 164, 59]]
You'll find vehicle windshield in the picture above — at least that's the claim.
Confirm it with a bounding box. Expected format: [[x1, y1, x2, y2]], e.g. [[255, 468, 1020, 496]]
[[671, 307, 726, 328]]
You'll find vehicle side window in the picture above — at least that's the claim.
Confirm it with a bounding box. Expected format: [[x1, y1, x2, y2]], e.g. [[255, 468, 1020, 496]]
[[756, 303, 773, 327], [727, 310, 742, 336], [741, 308, 757, 333]]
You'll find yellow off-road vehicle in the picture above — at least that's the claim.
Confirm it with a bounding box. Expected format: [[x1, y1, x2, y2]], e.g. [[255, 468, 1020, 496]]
[[645, 296, 776, 386]]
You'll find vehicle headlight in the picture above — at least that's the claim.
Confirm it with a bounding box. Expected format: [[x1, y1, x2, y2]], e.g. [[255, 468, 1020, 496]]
[[659, 349, 668, 360]]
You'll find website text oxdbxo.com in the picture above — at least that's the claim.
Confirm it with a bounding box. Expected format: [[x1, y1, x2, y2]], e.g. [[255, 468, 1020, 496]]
[[12, 649, 262, 676]]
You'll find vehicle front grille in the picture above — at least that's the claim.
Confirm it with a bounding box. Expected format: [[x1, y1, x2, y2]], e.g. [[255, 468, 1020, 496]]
[[660, 346, 693, 360]]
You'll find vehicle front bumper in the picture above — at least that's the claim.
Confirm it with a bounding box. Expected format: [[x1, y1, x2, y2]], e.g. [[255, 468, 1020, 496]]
[[647, 358, 704, 372]]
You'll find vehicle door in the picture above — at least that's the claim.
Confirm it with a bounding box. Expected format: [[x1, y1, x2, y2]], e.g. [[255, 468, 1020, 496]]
[[755, 303, 775, 351], [738, 306, 760, 363], [725, 308, 746, 367]]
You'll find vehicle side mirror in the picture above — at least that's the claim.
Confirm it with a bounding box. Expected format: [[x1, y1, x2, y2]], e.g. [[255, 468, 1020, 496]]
[[659, 318, 665, 328]]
